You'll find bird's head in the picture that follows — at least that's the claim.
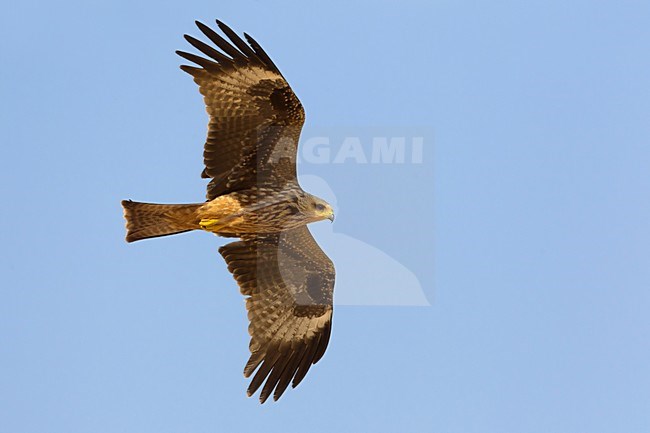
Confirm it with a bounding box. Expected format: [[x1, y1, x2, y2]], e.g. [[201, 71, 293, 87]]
[[301, 194, 335, 223]]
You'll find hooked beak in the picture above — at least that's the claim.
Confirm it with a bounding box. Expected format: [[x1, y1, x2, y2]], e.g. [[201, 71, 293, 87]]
[[328, 212, 335, 223]]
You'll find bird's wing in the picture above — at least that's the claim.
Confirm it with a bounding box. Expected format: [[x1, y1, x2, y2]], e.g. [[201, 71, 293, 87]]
[[177, 20, 305, 200], [219, 226, 335, 403]]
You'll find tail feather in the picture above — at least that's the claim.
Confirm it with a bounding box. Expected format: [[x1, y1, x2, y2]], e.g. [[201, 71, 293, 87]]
[[121, 200, 202, 243]]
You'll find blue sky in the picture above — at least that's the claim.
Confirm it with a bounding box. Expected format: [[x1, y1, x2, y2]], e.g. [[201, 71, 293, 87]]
[[1, 1, 649, 432]]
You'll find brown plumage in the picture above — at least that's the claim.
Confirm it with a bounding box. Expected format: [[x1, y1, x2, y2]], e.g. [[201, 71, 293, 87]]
[[122, 200, 200, 242], [220, 228, 334, 402], [121, 20, 336, 403]]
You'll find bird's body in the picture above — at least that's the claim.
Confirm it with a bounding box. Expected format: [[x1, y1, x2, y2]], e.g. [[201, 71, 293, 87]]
[[123, 183, 332, 240], [122, 20, 336, 403]]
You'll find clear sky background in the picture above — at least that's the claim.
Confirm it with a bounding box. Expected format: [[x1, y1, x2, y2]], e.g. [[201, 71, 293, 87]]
[[1, 1, 649, 432]]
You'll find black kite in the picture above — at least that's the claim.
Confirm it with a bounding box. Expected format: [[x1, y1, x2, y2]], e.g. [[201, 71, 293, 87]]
[[122, 20, 335, 403]]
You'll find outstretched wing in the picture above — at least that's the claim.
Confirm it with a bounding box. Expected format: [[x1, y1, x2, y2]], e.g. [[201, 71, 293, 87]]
[[219, 226, 335, 403], [177, 20, 305, 200]]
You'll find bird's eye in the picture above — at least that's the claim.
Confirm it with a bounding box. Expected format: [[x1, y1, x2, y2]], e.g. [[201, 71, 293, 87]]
[[315, 203, 326, 211]]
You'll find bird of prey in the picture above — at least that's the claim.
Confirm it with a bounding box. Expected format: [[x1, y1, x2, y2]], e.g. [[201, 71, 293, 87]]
[[121, 20, 336, 403]]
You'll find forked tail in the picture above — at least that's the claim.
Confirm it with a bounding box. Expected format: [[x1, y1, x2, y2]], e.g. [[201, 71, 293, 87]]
[[121, 200, 202, 243]]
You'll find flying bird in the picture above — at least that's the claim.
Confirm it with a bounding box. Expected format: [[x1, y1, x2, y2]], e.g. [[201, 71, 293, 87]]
[[121, 20, 336, 403]]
